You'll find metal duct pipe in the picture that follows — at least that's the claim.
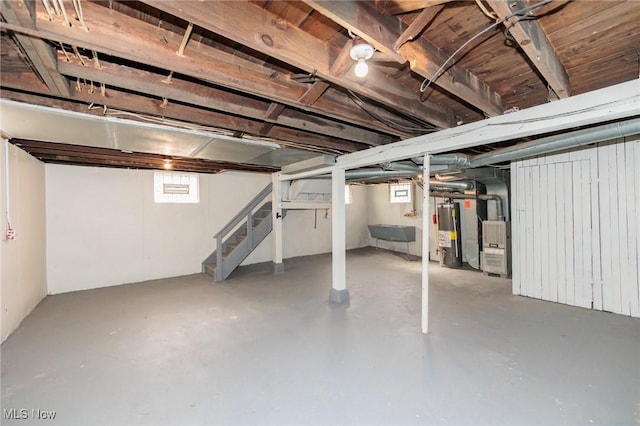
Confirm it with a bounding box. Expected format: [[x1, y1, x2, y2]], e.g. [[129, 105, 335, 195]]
[[478, 194, 503, 221], [380, 161, 422, 172], [470, 118, 640, 168], [346, 169, 417, 180], [428, 154, 471, 167], [429, 191, 476, 199], [429, 179, 475, 191]]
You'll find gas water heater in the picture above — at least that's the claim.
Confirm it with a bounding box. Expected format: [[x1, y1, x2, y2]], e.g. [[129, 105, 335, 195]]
[[437, 202, 463, 267]]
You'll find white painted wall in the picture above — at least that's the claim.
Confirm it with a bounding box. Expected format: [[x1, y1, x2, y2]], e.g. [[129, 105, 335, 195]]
[[46, 165, 370, 294], [1, 141, 47, 342], [367, 183, 426, 257], [511, 135, 640, 317], [366, 184, 480, 265]]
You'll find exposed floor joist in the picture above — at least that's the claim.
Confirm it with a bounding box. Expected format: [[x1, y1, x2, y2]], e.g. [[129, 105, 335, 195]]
[[140, 0, 455, 128], [304, 0, 504, 116], [488, 0, 570, 98], [55, 53, 390, 147], [1, 0, 70, 97], [11, 139, 279, 174], [0, 74, 365, 155], [24, 2, 419, 139], [381, 0, 455, 15]]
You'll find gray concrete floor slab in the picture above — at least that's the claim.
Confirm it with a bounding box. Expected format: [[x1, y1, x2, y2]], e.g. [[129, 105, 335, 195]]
[[1, 247, 639, 425]]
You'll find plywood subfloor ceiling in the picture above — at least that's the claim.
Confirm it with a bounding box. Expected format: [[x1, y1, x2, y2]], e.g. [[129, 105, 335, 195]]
[[1, 0, 639, 173]]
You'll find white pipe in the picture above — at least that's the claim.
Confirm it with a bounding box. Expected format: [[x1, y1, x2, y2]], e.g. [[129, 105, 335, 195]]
[[421, 154, 430, 334]]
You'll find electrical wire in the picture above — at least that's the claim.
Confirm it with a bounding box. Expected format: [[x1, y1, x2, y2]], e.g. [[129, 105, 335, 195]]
[[347, 89, 438, 134], [419, 0, 554, 95]]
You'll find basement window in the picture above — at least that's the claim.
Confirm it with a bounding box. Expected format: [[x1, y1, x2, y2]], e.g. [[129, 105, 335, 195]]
[[390, 183, 411, 204], [154, 171, 199, 203]]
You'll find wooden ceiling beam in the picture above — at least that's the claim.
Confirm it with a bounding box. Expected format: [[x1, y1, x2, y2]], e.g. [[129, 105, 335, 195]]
[[55, 54, 390, 146], [14, 149, 276, 174], [487, 0, 570, 98], [23, 2, 409, 138], [140, 0, 454, 129], [1, 73, 365, 154], [393, 5, 444, 50], [11, 139, 279, 173], [381, 0, 455, 15], [304, 0, 504, 116], [0, 0, 70, 97]]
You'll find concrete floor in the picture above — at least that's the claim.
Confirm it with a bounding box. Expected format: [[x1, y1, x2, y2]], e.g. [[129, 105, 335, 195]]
[[1, 247, 639, 425]]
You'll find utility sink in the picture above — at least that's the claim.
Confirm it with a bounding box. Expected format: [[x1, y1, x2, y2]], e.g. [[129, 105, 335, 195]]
[[368, 224, 416, 242]]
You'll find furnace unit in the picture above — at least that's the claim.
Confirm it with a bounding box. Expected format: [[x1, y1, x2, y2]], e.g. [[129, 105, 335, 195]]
[[481, 221, 511, 277]]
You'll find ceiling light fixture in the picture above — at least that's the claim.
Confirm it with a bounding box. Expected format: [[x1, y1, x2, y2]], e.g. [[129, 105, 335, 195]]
[[349, 37, 374, 78], [163, 159, 173, 169]]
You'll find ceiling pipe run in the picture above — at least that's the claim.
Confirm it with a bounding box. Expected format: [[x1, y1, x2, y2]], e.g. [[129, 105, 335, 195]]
[[380, 161, 422, 172], [470, 118, 640, 168], [429, 179, 475, 191], [425, 154, 471, 167], [477, 194, 504, 221], [307, 118, 638, 187]]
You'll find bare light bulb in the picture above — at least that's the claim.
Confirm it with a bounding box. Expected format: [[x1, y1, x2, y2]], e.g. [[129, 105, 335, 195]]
[[354, 58, 368, 78]]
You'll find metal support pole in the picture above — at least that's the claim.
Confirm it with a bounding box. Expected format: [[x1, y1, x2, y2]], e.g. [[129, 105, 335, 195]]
[[272, 172, 284, 273], [422, 155, 430, 334], [329, 167, 349, 304]]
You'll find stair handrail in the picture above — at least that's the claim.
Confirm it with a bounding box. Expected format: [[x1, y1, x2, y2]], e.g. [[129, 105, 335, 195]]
[[213, 182, 273, 240]]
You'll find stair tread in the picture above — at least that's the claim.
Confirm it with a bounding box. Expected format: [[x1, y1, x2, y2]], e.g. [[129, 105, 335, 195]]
[[203, 195, 274, 281]]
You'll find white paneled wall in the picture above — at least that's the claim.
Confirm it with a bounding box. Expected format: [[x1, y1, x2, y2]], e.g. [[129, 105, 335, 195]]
[[511, 136, 640, 317], [1, 141, 47, 342]]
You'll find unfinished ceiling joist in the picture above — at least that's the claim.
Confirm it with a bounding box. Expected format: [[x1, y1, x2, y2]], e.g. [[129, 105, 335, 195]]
[[487, 0, 570, 99], [303, 0, 504, 116], [139, 0, 454, 128], [11, 139, 279, 174], [1, 0, 70, 97], [55, 54, 389, 147], [0, 74, 362, 154], [23, 3, 415, 139], [382, 0, 455, 15]]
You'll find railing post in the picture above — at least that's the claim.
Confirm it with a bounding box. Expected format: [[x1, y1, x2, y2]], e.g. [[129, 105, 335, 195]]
[[216, 234, 223, 281]]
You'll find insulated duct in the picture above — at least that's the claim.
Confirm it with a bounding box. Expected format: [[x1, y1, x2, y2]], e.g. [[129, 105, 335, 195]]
[[429, 179, 474, 191], [469, 118, 640, 168], [426, 154, 471, 167], [477, 194, 503, 221]]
